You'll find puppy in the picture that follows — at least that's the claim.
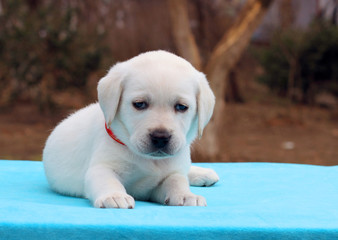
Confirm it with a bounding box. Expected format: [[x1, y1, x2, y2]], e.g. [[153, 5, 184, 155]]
[[43, 50, 219, 208]]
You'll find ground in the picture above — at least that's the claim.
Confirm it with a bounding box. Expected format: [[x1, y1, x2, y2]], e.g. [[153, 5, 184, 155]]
[[1, 98, 337, 166], [220, 102, 338, 165]]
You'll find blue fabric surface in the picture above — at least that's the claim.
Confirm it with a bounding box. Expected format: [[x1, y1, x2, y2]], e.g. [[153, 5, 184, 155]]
[[0, 160, 338, 240]]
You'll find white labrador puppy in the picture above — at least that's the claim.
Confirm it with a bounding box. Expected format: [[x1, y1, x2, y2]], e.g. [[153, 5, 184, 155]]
[[43, 50, 219, 209]]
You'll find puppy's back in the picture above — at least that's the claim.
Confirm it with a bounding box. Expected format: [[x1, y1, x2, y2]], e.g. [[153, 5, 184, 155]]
[[43, 103, 103, 197]]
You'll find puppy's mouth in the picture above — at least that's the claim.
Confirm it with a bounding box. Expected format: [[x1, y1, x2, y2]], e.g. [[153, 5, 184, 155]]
[[131, 132, 182, 159], [148, 150, 173, 158]]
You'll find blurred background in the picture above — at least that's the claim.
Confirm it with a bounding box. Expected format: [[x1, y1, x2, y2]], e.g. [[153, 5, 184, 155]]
[[0, 0, 337, 165]]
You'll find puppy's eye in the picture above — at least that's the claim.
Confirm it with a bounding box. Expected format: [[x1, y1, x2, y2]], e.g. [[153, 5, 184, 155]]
[[133, 101, 148, 110], [175, 104, 188, 113]]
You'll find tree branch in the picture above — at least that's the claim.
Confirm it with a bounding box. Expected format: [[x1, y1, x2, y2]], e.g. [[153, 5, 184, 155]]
[[167, 0, 202, 69]]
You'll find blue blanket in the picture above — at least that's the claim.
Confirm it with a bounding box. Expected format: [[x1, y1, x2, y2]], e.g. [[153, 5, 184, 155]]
[[1, 160, 338, 240]]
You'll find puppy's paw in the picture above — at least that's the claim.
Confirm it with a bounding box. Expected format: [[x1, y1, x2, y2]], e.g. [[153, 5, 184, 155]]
[[164, 193, 206, 207], [94, 192, 135, 209], [189, 167, 219, 187]]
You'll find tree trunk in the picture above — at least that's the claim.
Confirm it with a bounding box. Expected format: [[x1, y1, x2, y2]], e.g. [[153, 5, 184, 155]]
[[279, 0, 294, 30], [167, 0, 273, 161], [226, 70, 244, 103], [167, 0, 202, 69], [194, 0, 273, 161]]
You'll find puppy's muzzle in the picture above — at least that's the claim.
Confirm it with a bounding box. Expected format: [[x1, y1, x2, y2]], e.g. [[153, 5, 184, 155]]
[[149, 129, 172, 149]]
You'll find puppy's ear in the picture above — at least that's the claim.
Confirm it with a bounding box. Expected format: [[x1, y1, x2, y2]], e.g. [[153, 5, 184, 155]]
[[97, 63, 125, 126], [197, 73, 215, 139]]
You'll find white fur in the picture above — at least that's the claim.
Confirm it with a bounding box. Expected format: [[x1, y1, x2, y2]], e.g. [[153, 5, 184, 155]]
[[43, 50, 219, 208]]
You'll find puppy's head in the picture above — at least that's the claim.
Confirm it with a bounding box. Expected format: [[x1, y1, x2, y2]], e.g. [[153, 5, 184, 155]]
[[98, 50, 215, 159]]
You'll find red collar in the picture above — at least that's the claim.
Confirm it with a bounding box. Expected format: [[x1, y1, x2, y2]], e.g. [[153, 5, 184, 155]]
[[105, 123, 126, 146]]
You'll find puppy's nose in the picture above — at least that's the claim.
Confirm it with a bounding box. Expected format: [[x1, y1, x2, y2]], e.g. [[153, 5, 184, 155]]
[[149, 129, 171, 149]]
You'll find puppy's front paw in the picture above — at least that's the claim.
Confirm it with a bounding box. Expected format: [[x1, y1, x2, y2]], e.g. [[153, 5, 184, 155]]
[[94, 192, 135, 209], [189, 167, 219, 187], [164, 193, 206, 207]]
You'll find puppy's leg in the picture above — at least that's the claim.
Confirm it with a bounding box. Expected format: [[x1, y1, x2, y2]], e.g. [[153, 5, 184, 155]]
[[84, 164, 135, 209], [188, 166, 219, 187], [151, 173, 206, 206]]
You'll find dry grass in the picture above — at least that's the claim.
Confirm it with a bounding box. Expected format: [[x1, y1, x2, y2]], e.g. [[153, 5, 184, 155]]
[[1, 99, 337, 165]]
